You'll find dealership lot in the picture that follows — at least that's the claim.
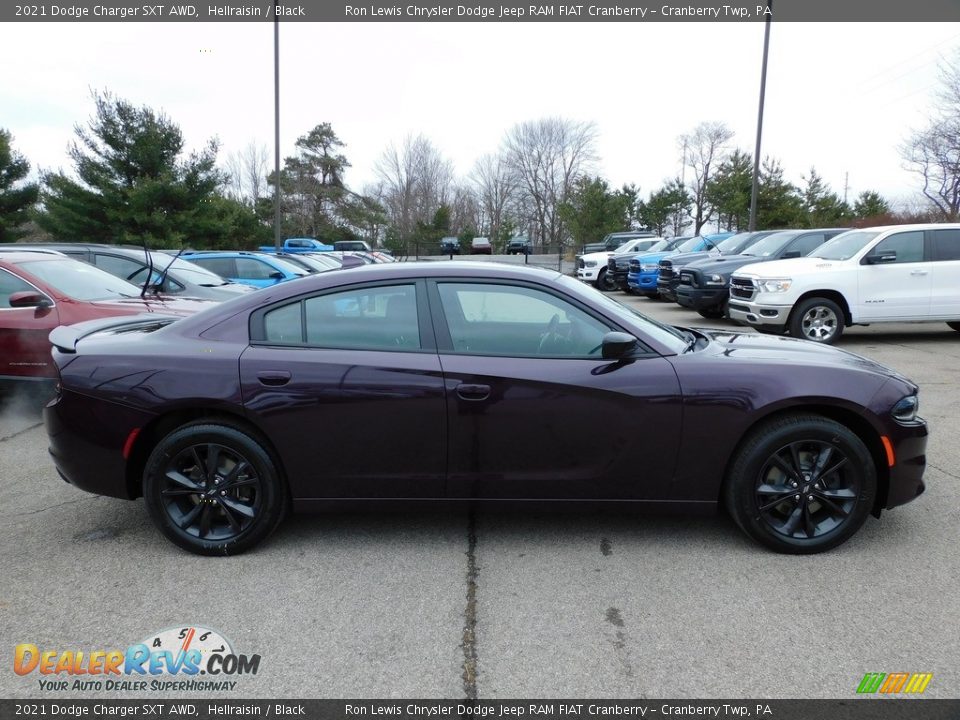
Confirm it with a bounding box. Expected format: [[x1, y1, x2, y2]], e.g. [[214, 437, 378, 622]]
[[1, 293, 958, 699]]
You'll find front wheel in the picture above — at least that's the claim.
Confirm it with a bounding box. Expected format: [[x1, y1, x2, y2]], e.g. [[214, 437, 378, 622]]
[[697, 304, 726, 320], [143, 422, 288, 555], [948, 322, 960, 332], [596, 269, 616, 292], [789, 297, 845, 344], [724, 414, 876, 554]]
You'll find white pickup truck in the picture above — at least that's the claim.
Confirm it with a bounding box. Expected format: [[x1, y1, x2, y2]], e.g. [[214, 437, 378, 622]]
[[728, 224, 960, 344]]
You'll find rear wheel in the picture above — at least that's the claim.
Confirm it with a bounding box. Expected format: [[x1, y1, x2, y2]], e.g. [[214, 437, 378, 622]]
[[789, 297, 845, 344], [724, 414, 875, 554], [143, 422, 288, 555], [597, 269, 616, 292]]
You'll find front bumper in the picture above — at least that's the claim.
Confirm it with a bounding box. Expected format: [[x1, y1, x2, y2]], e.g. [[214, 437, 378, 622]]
[[576, 267, 600, 281], [657, 278, 679, 301], [884, 418, 928, 510], [627, 271, 658, 294], [727, 299, 792, 328], [675, 285, 728, 311]]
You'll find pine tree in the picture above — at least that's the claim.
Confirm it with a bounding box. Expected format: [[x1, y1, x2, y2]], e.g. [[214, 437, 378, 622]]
[[0, 129, 40, 242]]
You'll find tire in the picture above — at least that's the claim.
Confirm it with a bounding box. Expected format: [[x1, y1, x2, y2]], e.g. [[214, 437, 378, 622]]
[[643, 292, 660, 300], [788, 297, 845, 344], [143, 422, 288, 556], [697, 306, 725, 320], [724, 414, 876, 554], [597, 269, 617, 292], [948, 322, 960, 332]]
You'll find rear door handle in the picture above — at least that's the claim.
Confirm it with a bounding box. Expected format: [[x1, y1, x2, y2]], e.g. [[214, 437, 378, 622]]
[[257, 370, 291, 387], [456, 383, 491, 401], [910, 270, 929, 276]]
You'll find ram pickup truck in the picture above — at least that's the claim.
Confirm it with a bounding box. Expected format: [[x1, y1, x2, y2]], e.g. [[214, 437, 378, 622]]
[[674, 228, 845, 318], [728, 223, 960, 343], [625, 234, 732, 297], [259, 238, 334, 253], [581, 231, 656, 255]]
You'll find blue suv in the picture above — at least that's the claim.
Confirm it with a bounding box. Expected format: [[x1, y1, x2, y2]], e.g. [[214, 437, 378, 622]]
[[626, 233, 734, 298], [183, 251, 309, 289]]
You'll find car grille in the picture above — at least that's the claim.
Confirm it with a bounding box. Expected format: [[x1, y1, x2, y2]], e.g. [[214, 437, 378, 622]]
[[629, 259, 640, 270], [678, 270, 697, 287], [730, 277, 756, 300], [607, 258, 617, 272], [658, 260, 675, 282], [577, 258, 585, 269]]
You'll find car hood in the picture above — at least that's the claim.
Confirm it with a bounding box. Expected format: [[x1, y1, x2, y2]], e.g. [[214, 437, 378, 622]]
[[633, 251, 675, 264], [682, 253, 772, 275], [697, 327, 915, 386], [734, 257, 844, 278], [661, 249, 720, 266], [581, 251, 614, 263], [88, 296, 216, 316]]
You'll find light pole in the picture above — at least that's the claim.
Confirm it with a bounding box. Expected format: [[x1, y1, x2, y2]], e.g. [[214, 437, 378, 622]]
[[748, 0, 772, 232], [273, 6, 282, 252]]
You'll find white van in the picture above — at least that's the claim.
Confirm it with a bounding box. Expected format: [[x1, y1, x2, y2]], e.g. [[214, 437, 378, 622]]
[[728, 224, 960, 343]]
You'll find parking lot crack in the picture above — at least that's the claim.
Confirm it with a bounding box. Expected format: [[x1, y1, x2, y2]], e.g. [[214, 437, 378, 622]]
[[0, 422, 42, 444], [461, 508, 480, 699], [929, 463, 960, 482], [4, 495, 97, 519]]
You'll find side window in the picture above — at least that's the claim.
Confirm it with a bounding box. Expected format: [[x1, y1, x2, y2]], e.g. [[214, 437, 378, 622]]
[[192, 257, 236, 278], [437, 282, 611, 357], [0, 269, 36, 308], [871, 231, 925, 263], [94, 254, 146, 281], [263, 284, 421, 350], [932, 229, 960, 261], [785, 233, 825, 257], [235, 258, 279, 280]]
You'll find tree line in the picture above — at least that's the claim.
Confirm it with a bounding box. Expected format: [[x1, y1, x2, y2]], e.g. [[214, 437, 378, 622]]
[[4, 51, 960, 250]]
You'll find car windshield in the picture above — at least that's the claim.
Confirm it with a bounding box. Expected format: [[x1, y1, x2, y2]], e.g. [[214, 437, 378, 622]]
[[641, 239, 672, 252], [716, 232, 759, 253], [139, 256, 231, 286], [674, 237, 706, 252], [742, 232, 797, 257], [810, 231, 881, 260], [557, 275, 688, 353], [17, 258, 142, 300], [269, 257, 310, 276]]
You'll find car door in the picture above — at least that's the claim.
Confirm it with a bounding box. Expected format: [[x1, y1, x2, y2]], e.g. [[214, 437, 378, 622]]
[[239, 281, 447, 499], [428, 279, 682, 500], [929, 228, 960, 318], [857, 230, 931, 320], [0, 267, 60, 380]]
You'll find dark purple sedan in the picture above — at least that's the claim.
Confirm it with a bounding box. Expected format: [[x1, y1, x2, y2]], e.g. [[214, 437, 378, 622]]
[[44, 262, 928, 555]]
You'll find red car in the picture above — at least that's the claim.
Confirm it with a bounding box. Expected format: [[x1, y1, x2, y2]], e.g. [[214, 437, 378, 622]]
[[0, 251, 215, 386]]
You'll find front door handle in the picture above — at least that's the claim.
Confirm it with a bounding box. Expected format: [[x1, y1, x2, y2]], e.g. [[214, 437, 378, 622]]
[[910, 270, 928, 276], [257, 370, 291, 387], [456, 383, 491, 401]]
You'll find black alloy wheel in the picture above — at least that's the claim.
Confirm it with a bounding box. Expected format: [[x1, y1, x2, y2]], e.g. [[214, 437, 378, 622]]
[[144, 423, 287, 555], [597, 269, 617, 292], [725, 414, 875, 553]]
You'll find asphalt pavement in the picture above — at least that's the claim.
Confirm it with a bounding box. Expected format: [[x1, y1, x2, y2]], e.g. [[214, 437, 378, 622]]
[[1, 291, 957, 700]]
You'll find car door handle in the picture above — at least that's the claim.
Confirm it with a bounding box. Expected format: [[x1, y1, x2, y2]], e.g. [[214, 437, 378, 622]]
[[910, 270, 929, 276], [256, 370, 291, 386], [456, 383, 491, 401]]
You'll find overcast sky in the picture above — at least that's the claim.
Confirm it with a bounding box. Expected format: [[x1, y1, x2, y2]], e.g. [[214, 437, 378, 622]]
[[3, 21, 958, 207]]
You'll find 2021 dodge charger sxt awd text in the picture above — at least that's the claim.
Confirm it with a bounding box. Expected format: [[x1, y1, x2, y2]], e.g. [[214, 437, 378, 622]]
[[44, 263, 927, 555]]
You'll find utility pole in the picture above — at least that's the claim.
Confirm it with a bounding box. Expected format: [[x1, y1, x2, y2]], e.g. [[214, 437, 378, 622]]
[[843, 171, 850, 204], [273, 7, 282, 252], [748, 0, 772, 232]]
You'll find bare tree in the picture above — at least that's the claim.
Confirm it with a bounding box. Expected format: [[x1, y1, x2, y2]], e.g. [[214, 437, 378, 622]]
[[902, 53, 960, 220], [375, 134, 454, 242], [469, 153, 516, 244], [502, 117, 597, 251], [224, 141, 269, 204], [680, 121, 734, 234]]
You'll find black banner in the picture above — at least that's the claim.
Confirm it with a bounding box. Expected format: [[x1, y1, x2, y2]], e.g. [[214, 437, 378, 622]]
[[1, 700, 960, 720], [5, 0, 960, 23]]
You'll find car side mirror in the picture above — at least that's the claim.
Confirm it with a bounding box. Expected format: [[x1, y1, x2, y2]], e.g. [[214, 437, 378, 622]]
[[269, 271, 285, 280], [601, 331, 638, 359], [9, 291, 52, 309], [864, 251, 897, 264], [782, 250, 802, 259]]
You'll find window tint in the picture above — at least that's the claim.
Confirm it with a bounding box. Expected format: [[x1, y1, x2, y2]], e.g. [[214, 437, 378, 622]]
[[263, 302, 303, 343], [785, 233, 825, 257], [932, 229, 960, 261], [437, 282, 610, 357], [191, 257, 236, 278], [94, 254, 146, 280], [236, 257, 280, 280], [871, 231, 925, 263], [0, 269, 36, 308]]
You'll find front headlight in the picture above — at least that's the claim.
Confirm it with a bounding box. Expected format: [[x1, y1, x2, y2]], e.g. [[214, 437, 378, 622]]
[[756, 278, 793, 293], [640, 263, 659, 272], [703, 274, 726, 286], [892, 395, 919, 423], [585, 261, 597, 267]]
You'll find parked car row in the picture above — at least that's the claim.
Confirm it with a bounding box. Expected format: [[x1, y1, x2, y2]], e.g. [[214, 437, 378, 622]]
[[581, 223, 960, 344]]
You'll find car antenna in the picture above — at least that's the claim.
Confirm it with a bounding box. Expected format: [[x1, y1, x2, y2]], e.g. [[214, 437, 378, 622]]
[[140, 241, 154, 299]]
